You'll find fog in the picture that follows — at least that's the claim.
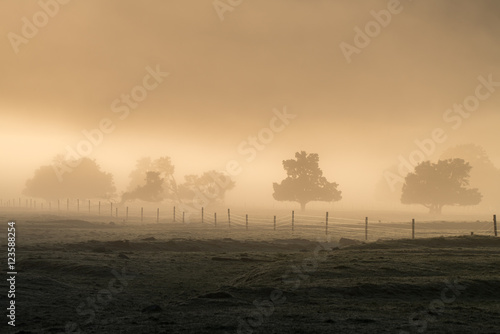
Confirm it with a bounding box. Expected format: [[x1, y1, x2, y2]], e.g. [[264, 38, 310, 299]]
[[1, 0, 500, 212]]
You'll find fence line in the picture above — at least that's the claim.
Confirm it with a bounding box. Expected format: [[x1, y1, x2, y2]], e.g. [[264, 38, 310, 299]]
[[0, 198, 498, 241]]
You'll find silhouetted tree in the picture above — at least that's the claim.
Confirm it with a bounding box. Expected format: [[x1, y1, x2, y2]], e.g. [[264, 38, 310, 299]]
[[122, 156, 176, 203], [23, 157, 115, 200], [272, 151, 342, 211], [121, 171, 164, 203], [441, 144, 500, 210], [401, 159, 482, 214], [127, 157, 153, 191], [177, 170, 235, 208]]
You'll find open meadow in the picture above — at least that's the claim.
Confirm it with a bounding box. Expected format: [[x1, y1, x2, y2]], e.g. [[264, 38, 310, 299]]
[[1, 210, 499, 334]]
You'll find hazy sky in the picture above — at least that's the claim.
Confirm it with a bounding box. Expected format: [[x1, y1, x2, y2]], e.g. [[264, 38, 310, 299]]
[[1, 0, 499, 208]]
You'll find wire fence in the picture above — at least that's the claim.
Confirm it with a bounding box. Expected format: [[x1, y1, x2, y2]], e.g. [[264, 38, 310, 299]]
[[1, 198, 498, 242]]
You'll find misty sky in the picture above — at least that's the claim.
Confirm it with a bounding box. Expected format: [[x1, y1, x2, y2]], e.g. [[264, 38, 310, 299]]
[[1, 0, 499, 208]]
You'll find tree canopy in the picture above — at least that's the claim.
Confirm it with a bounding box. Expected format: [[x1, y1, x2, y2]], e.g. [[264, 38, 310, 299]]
[[121, 158, 235, 207], [121, 156, 176, 203], [121, 171, 165, 203], [177, 170, 235, 208], [23, 157, 116, 200], [440, 144, 500, 210], [272, 151, 342, 211], [401, 159, 482, 214]]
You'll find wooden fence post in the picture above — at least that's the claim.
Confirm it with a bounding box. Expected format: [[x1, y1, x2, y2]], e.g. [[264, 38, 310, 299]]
[[325, 212, 329, 235], [274, 216, 276, 231], [228, 209, 231, 227], [494, 214, 497, 237], [246, 214, 248, 231], [157, 208, 159, 223], [173, 206, 176, 222], [201, 207, 204, 223], [111, 202, 113, 217], [141, 207, 144, 223], [292, 210, 295, 232], [126, 207, 129, 221], [214, 212, 217, 226], [412, 218, 415, 239], [98, 201, 101, 215], [116, 207, 118, 217], [182, 212, 185, 223], [365, 217, 368, 241]]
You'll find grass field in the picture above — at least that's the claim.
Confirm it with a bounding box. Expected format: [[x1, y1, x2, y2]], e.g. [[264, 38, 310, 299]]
[[1, 212, 500, 333]]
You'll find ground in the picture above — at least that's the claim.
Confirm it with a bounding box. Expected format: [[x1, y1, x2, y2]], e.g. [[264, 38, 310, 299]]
[[1, 215, 499, 334]]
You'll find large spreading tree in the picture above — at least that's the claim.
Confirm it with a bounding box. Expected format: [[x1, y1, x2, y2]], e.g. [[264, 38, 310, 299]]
[[177, 170, 235, 208], [272, 151, 342, 211], [121, 156, 176, 203], [401, 159, 482, 214], [440, 144, 500, 210], [121, 171, 165, 203], [23, 157, 116, 200]]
